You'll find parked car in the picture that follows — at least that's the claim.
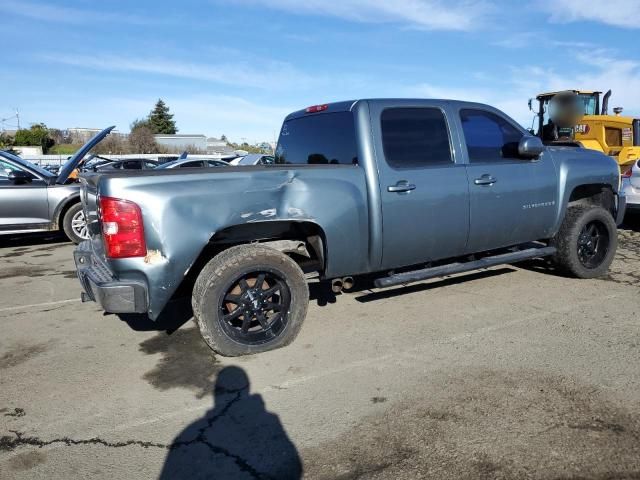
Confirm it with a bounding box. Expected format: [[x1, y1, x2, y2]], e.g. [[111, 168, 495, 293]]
[[74, 99, 624, 357], [229, 154, 275, 166], [0, 126, 114, 243], [92, 158, 160, 171], [621, 160, 640, 213], [155, 158, 230, 169]]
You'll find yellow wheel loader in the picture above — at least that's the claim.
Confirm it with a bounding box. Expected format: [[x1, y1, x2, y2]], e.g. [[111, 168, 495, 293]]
[[529, 89, 640, 170]]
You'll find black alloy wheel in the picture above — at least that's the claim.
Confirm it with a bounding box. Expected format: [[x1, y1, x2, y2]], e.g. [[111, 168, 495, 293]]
[[218, 270, 291, 345], [576, 220, 610, 269]]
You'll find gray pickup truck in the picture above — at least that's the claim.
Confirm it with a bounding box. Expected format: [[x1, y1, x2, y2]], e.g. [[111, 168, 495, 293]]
[[74, 99, 625, 356]]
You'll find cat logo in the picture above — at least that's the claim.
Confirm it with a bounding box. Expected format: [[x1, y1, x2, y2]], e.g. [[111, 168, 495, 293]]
[[575, 124, 590, 135]]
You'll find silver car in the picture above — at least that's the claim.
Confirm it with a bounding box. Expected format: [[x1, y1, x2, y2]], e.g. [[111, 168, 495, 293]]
[[621, 160, 640, 214], [229, 153, 275, 166], [155, 158, 230, 169], [0, 126, 114, 243]]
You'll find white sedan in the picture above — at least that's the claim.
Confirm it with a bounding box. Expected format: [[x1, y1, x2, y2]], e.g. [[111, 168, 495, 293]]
[[156, 158, 230, 169], [622, 160, 640, 214]]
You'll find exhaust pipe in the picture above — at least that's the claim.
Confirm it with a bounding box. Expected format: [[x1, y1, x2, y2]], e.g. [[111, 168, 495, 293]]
[[331, 277, 355, 293], [602, 89, 612, 115]]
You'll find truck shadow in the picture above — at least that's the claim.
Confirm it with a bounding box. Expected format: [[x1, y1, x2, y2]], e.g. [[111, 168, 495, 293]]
[[309, 268, 516, 305], [621, 214, 640, 233], [116, 297, 193, 334]]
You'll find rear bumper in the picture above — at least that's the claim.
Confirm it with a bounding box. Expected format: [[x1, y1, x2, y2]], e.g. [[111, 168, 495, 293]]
[[74, 241, 148, 314]]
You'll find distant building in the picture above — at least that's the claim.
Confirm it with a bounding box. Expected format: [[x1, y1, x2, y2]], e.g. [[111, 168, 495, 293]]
[[69, 128, 123, 143], [206, 137, 235, 155], [14, 146, 43, 155], [154, 134, 207, 152]]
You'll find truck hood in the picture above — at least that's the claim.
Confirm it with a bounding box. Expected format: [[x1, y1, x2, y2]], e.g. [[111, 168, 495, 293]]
[[56, 126, 115, 184]]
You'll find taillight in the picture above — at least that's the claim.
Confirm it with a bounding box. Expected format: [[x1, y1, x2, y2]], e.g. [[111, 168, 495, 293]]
[[305, 104, 328, 113], [622, 166, 633, 178], [99, 196, 146, 258]]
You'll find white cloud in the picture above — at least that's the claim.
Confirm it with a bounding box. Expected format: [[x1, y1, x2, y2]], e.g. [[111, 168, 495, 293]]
[[0, 0, 161, 26], [538, 0, 640, 28], [406, 51, 640, 127], [43, 54, 315, 91], [231, 0, 493, 31]]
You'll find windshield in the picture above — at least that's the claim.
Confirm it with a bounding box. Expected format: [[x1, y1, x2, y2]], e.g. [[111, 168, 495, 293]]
[[156, 160, 179, 169], [0, 150, 55, 178], [578, 94, 597, 116]]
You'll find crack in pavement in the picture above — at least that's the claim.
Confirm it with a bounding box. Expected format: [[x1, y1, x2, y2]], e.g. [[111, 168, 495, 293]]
[[0, 388, 272, 480]]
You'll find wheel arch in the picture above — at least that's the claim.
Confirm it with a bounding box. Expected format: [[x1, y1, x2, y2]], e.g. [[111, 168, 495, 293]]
[[567, 183, 616, 216], [174, 220, 328, 299], [53, 194, 81, 230]]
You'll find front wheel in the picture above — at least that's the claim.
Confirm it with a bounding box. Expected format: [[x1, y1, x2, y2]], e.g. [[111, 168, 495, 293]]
[[62, 203, 89, 244], [552, 205, 617, 278], [192, 244, 309, 356]]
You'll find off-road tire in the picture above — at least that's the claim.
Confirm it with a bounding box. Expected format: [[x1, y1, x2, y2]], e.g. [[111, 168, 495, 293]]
[[552, 205, 617, 278], [62, 202, 88, 244], [192, 244, 309, 356]]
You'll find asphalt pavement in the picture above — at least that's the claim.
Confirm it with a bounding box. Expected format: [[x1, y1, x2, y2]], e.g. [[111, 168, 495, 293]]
[[1, 220, 639, 479]]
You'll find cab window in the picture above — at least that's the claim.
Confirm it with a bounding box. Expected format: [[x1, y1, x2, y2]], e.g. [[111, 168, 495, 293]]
[[460, 109, 523, 163], [381, 108, 453, 169]]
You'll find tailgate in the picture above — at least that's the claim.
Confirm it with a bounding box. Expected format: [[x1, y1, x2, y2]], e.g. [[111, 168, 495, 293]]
[[79, 174, 106, 257]]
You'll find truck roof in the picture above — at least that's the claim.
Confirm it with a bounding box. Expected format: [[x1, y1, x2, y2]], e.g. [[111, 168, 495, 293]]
[[284, 98, 501, 121]]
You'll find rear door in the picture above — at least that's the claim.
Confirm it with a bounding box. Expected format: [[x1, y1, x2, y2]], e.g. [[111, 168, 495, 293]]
[[456, 107, 558, 253], [0, 159, 50, 229], [371, 101, 470, 269]]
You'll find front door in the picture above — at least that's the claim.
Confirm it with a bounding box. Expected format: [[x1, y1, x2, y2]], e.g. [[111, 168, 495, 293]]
[[0, 159, 50, 230], [371, 102, 470, 270], [457, 108, 558, 253]]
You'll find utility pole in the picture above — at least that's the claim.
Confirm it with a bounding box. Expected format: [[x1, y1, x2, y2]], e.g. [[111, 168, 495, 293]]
[[15, 108, 20, 130]]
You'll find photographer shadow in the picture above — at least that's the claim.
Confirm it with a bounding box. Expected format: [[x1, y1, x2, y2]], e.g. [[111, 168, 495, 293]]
[[160, 365, 302, 480]]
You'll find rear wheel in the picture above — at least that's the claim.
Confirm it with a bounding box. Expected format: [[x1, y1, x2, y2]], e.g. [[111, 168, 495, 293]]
[[192, 245, 309, 356], [62, 203, 89, 244], [552, 206, 617, 278]]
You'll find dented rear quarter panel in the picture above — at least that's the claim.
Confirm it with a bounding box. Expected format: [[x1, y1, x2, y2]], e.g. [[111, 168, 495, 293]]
[[88, 165, 369, 318]]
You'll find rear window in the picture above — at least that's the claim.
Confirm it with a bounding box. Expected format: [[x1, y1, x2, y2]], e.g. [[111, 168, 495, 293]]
[[275, 112, 358, 165]]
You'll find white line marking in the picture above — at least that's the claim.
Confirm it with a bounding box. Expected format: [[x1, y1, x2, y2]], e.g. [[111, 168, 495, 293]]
[[0, 298, 79, 313]]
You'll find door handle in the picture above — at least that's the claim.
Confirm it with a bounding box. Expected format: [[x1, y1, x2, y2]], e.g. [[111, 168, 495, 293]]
[[474, 174, 497, 186], [387, 181, 416, 193]]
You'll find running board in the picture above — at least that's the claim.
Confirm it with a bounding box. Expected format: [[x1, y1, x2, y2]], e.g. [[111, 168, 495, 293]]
[[374, 246, 556, 289]]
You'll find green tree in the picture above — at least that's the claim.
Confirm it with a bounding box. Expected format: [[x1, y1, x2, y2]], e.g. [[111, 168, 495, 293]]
[[0, 132, 13, 149], [148, 99, 177, 134], [128, 119, 158, 153], [14, 123, 54, 153]]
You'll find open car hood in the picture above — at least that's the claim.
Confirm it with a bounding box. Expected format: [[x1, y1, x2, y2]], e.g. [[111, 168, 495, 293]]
[[56, 126, 115, 184]]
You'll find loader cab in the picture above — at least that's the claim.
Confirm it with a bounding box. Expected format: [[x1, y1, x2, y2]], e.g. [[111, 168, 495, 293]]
[[530, 90, 601, 144]]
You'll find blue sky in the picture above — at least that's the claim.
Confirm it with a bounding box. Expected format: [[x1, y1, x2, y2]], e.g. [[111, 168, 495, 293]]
[[2, 0, 640, 142]]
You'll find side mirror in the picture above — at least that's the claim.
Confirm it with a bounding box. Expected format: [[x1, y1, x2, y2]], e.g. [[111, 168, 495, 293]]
[[518, 136, 544, 159], [528, 98, 533, 112], [8, 170, 32, 184]]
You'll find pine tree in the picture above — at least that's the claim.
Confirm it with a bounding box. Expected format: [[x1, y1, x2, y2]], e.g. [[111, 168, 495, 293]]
[[148, 99, 177, 134]]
